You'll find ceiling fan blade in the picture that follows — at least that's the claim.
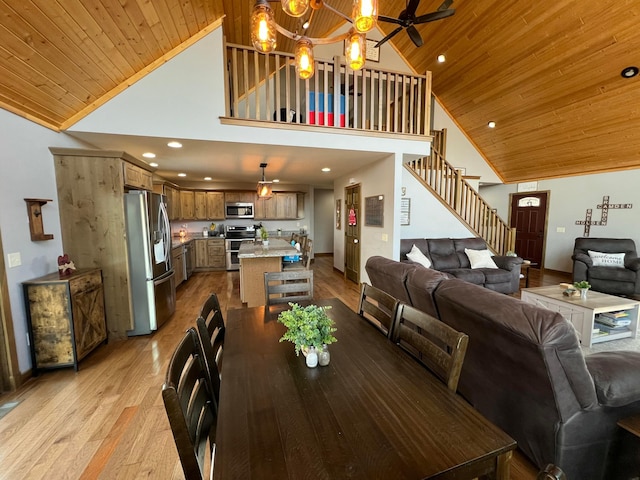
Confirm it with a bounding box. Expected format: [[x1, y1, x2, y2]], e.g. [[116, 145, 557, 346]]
[[406, 0, 421, 17], [437, 0, 454, 11], [375, 26, 403, 48], [414, 8, 455, 24], [378, 14, 404, 26], [406, 25, 423, 47]]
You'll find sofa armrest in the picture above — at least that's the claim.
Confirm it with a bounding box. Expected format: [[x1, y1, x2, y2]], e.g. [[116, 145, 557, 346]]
[[572, 252, 593, 267], [585, 352, 640, 407], [625, 257, 640, 271], [492, 255, 523, 271]]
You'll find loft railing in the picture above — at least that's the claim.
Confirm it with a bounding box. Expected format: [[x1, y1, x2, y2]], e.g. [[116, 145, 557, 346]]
[[225, 43, 432, 136], [405, 129, 517, 255]]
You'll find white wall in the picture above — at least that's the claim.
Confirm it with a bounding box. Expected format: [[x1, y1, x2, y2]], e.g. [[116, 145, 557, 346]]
[[481, 170, 640, 272], [313, 189, 334, 254], [1, 109, 93, 372]]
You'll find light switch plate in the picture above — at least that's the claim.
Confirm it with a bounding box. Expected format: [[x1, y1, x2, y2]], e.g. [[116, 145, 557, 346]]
[[8, 252, 21, 268]]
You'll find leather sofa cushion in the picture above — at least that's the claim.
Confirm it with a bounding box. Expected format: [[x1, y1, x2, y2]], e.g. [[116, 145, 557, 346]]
[[588, 266, 637, 282], [482, 268, 514, 284], [405, 266, 451, 318], [586, 351, 640, 407], [427, 238, 461, 270], [441, 268, 485, 284], [365, 256, 416, 304]]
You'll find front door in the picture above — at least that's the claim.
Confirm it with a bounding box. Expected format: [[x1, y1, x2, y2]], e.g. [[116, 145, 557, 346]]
[[344, 184, 361, 284], [510, 192, 548, 267]]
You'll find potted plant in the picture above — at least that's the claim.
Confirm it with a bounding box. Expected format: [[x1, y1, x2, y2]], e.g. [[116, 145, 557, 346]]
[[278, 303, 337, 367], [574, 280, 591, 299], [260, 225, 269, 246]]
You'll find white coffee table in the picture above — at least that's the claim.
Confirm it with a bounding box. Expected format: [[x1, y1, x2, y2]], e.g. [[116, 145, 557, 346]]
[[521, 286, 639, 347]]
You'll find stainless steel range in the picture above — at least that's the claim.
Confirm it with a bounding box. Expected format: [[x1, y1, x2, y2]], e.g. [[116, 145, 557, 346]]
[[225, 225, 255, 270]]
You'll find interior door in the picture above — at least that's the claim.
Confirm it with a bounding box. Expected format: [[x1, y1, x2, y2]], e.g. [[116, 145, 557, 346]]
[[344, 184, 361, 284], [510, 192, 548, 267]]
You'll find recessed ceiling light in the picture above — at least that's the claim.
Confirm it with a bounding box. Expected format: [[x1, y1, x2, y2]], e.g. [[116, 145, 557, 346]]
[[178, 173, 187, 177], [272, 178, 280, 183], [142, 152, 156, 158], [168, 141, 182, 148], [204, 176, 212, 181], [321, 167, 331, 172], [488, 121, 496, 128], [621, 66, 639, 78], [437, 54, 446, 63], [149, 162, 159, 167]]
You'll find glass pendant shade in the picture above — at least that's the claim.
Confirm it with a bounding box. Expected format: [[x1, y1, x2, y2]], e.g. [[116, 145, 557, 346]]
[[281, 0, 310, 17], [251, 1, 277, 53], [352, 0, 378, 33], [345, 30, 365, 70], [257, 181, 273, 198], [295, 38, 315, 79]]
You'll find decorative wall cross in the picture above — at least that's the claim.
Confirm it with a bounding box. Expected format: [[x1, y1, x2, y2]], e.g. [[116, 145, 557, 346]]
[[575, 195, 633, 236]]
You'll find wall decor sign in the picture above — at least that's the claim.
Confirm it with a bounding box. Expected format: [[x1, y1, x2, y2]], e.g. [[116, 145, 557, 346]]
[[400, 198, 411, 225], [517, 181, 538, 193], [365, 39, 380, 62], [365, 195, 384, 227], [336, 199, 342, 230], [575, 195, 633, 236]]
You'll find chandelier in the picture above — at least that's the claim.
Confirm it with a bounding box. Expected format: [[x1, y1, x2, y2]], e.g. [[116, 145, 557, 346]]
[[251, 0, 378, 79]]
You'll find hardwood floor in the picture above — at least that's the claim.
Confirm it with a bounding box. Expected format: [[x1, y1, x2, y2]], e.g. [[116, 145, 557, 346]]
[[0, 257, 567, 479]]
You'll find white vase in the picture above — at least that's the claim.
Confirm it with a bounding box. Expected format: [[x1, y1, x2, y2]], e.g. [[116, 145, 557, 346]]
[[580, 288, 589, 299], [318, 344, 330, 366], [305, 346, 318, 368]]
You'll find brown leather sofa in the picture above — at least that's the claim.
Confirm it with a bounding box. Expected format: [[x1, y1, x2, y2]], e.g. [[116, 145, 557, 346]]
[[400, 237, 523, 294], [365, 255, 640, 480]]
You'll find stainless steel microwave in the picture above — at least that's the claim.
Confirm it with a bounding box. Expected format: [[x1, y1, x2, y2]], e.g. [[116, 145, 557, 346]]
[[225, 202, 254, 219]]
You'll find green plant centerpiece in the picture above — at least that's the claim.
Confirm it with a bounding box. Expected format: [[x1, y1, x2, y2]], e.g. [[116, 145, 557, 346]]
[[260, 226, 269, 243], [574, 281, 591, 290], [278, 303, 337, 356]]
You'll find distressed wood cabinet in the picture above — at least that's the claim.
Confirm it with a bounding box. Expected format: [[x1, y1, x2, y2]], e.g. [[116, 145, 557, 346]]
[[172, 246, 185, 286], [22, 268, 107, 373], [194, 238, 226, 270], [123, 162, 153, 190]]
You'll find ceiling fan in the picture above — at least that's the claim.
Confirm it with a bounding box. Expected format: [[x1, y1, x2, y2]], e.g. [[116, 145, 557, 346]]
[[376, 0, 455, 48]]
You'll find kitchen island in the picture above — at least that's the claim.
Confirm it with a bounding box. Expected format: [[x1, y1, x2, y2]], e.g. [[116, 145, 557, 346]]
[[238, 238, 299, 307]]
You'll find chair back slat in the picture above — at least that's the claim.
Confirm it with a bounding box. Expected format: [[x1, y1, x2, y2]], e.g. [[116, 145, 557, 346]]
[[196, 294, 225, 403], [391, 304, 469, 392], [162, 328, 217, 480], [357, 283, 399, 336], [264, 270, 313, 306]]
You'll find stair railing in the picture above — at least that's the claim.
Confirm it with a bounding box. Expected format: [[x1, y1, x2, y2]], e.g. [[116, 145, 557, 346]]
[[405, 129, 516, 255]]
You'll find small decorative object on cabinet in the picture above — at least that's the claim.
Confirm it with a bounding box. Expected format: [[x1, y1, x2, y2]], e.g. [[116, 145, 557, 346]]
[[24, 198, 54, 241], [277, 303, 336, 367], [22, 268, 108, 373], [57, 253, 76, 276]]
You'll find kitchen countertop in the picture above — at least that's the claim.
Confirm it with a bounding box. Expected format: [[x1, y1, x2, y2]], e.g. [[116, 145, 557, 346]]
[[171, 234, 224, 249], [237, 238, 298, 259]]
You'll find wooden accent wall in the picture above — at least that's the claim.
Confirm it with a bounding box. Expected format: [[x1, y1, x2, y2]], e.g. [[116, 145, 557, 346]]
[[51, 149, 137, 340]]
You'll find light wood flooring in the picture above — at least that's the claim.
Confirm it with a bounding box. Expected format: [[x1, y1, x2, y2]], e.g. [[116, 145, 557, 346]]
[[0, 257, 569, 479]]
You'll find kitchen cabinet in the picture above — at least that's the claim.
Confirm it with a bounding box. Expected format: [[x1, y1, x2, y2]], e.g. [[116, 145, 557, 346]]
[[51, 148, 141, 340], [195, 238, 226, 270], [206, 192, 225, 219], [166, 185, 180, 220], [22, 268, 107, 373], [123, 162, 153, 190], [172, 246, 185, 286], [254, 192, 305, 219], [255, 195, 277, 220], [225, 191, 255, 203], [180, 190, 195, 219], [194, 191, 207, 220]]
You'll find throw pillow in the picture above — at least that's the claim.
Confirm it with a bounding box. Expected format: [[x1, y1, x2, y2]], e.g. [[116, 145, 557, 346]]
[[465, 248, 498, 269], [406, 244, 432, 268], [588, 250, 625, 267]]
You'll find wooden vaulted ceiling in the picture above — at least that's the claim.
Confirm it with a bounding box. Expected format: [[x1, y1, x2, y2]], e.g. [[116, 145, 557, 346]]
[[1, 0, 639, 184]]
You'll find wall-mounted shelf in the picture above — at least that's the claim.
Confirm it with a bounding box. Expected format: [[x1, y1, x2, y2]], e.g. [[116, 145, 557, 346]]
[[25, 198, 54, 241]]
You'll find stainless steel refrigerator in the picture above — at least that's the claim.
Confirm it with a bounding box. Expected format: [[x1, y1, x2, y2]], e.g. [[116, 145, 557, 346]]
[[124, 191, 176, 336]]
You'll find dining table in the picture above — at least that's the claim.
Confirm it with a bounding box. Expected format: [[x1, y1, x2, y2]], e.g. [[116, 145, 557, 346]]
[[214, 298, 516, 480]]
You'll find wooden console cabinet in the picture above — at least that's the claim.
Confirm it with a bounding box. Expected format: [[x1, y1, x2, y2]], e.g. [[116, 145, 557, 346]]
[[23, 268, 107, 373]]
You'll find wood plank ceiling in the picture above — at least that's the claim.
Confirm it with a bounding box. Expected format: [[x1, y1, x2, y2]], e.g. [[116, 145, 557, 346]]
[[1, 0, 639, 183]]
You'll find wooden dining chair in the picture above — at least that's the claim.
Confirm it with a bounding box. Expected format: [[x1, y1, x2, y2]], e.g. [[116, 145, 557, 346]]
[[357, 283, 399, 337], [197, 293, 225, 370], [264, 270, 314, 306], [162, 328, 217, 480], [391, 303, 469, 392], [283, 238, 313, 271]]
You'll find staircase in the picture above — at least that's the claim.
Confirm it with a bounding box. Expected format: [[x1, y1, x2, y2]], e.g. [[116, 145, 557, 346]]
[[405, 129, 516, 255]]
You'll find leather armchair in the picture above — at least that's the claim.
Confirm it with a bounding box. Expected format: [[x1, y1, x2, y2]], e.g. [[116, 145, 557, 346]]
[[572, 237, 640, 296]]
